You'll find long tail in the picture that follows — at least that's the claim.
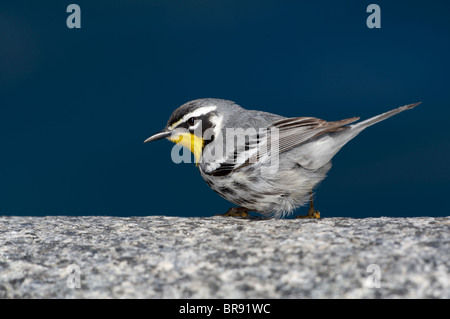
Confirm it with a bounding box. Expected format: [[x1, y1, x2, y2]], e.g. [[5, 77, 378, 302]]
[[349, 102, 421, 134], [306, 102, 421, 170], [293, 102, 421, 171]]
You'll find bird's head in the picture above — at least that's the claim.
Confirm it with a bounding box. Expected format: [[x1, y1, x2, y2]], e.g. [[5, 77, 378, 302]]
[[144, 98, 241, 164]]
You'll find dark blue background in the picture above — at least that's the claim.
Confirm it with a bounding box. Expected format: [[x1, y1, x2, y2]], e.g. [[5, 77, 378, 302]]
[[1, 1, 449, 218]]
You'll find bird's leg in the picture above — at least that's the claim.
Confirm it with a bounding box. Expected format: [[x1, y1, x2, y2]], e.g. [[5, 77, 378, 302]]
[[295, 192, 321, 219], [218, 207, 250, 218]]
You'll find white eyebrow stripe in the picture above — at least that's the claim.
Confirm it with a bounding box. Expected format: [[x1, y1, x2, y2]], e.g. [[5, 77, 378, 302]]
[[168, 119, 182, 130], [169, 105, 217, 130], [181, 105, 217, 123]]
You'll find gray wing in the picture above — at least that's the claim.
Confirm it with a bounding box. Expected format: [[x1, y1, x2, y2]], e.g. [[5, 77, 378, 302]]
[[270, 116, 360, 155], [232, 116, 360, 171], [204, 115, 359, 176]]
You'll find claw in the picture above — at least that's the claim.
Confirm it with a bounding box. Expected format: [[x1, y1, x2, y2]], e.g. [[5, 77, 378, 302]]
[[295, 191, 321, 219], [216, 207, 250, 218], [295, 209, 321, 219]]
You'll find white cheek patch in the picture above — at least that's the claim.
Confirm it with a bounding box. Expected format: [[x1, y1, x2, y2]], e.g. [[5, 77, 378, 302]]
[[209, 114, 223, 137]]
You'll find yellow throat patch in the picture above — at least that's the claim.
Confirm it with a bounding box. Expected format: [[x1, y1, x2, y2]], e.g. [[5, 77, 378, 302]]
[[169, 133, 204, 164]]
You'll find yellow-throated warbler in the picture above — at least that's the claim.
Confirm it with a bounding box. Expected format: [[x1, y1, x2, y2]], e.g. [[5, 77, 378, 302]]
[[144, 99, 420, 218]]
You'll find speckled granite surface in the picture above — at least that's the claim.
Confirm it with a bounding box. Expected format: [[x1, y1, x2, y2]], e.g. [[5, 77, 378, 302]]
[[0, 216, 449, 298]]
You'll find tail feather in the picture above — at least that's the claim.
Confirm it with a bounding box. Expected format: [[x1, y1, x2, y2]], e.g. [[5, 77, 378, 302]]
[[350, 102, 421, 133], [297, 102, 421, 171], [292, 102, 420, 171]]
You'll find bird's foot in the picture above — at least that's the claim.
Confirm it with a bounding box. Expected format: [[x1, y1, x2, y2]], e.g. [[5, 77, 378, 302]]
[[295, 208, 321, 219], [216, 207, 250, 218]]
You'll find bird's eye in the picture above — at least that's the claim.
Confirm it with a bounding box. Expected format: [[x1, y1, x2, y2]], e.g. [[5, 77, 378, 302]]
[[187, 117, 196, 126]]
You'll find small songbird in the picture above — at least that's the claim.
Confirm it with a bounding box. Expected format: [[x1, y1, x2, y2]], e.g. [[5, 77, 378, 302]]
[[144, 99, 420, 219]]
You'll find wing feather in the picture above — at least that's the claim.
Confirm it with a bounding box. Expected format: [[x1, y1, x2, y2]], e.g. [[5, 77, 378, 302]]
[[273, 116, 359, 154], [204, 116, 359, 175]]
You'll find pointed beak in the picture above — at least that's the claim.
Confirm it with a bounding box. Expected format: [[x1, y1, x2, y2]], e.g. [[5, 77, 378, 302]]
[[143, 130, 172, 143]]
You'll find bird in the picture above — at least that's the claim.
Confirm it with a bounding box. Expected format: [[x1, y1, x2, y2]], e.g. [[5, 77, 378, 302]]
[[144, 98, 420, 219]]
